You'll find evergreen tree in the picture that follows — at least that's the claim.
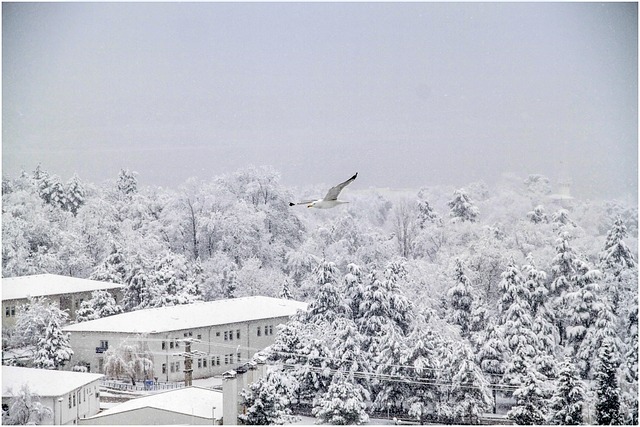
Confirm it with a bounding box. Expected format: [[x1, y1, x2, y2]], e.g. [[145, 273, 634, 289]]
[[312, 372, 369, 425], [547, 357, 585, 425], [549, 232, 579, 344], [447, 258, 476, 339], [239, 370, 298, 425], [595, 338, 624, 425], [507, 368, 549, 425], [64, 174, 85, 216], [373, 323, 408, 414], [527, 205, 548, 224], [476, 321, 507, 413], [116, 168, 138, 196], [449, 344, 493, 424], [551, 209, 576, 230], [599, 216, 637, 314], [75, 300, 98, 323], [88, 289, 123, 318], [566, 260, 602, 356], [32, 316, 73, 369], [448, 188, 479, 223], [304, 261, 344, 324], [90, 243, 127, 284], [279, 278, 293, 299], [576, 299, 621, 378], [416, 199, 442, 228], [343, 263, 365, 320]]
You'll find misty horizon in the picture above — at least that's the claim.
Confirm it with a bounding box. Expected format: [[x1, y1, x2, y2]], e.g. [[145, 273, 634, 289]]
[[3, 2, 637, 201]]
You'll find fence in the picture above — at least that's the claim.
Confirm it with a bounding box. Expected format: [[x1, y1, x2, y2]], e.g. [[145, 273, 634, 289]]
[[100, 378, 185, 392]]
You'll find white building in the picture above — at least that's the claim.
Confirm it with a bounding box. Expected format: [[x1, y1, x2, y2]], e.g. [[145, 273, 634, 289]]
[[63, 296, 307, 381], [2, 366, 103, 425], [2, 274, 124, 327], [79, 386, 223, 425]]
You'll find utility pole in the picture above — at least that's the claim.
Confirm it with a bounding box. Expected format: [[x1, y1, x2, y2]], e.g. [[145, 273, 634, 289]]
[[176, 338, 205, 387]]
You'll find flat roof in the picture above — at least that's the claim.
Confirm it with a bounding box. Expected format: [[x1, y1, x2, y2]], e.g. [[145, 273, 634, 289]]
[[63, 296, 307, 334], [2, 366, 103, 398], [85, 386, 223, 421], [2, 274, 123, 301]]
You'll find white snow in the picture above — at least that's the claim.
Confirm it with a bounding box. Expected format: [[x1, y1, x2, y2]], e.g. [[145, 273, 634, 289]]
[[63, 296, 308, 333], [2, 274, 123, 301], [86, 386, 223, 420], [2, 366, 103, 397]]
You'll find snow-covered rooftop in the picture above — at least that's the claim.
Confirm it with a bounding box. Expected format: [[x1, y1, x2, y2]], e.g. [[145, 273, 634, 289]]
[[85, 386, 223, 421], [63, 296, 307, 334], [2, 366, 103, 397], [2, 274, 123, 301]]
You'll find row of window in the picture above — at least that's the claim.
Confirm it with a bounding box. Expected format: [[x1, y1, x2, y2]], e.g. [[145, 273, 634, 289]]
[[4, 306, 16, 318], [160, 324, 274, 348], [161, 352, 243, 374], [257, 325, 274, 336], [68, 386, 93, 409]]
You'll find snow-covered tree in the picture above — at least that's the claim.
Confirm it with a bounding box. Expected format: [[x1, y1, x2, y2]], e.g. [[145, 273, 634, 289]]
[[279, 278, 293, 299], [527, 205, 549, 224], [116, 168, 138, 196], [575, 300, 621, 378], [416, 198, 442, 228], [2, 384, 52, 425], [507, 367, 549, 425], [64, 174, 85, 216], [448, 343, 493, 424], [476, 321, 507, 413], [448, 188, 479, 223], [312, 372, 369, 425], [304, 261, 344, 324], [594, 338, 624, 425], [547, 357, 585, 425], [84, 290, 123, 319], [599, 216, 637, 314], [103, 339, 153, 385], [90, 243, 127, 284], [75, 300, 98, 323], [32, 314, 73, 369], [551, 209, 576, 230], [447, 259, 476, 339], [239, 369, 299, 425]]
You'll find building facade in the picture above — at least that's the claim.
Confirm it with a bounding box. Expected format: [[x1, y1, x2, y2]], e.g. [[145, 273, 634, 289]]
[[63, 296, 307, 382], [2, 366, 103, 425], [2, 274, 124, 328]]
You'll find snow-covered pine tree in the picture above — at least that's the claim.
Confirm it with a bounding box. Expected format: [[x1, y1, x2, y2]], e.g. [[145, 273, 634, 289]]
[[565, 258, 602, 357], [549, 232, 579, 344], [49, 177, 66, 210], [449, 343, 493, 424], [343, 263, 365, 320], [475, 321, 507, 413], [599, 216, 637, 315], [526, 205, 548, 224], [372, 323, 408, 415], [239, 369, 299, 425], [279, 278, 293, 299], [122, 264, 152, 311], [90, 243, 128, 284], [88, 289, 123, 318], [33, 315, 73, 369], [64, 174, 85, 216], [329, 317, 372, 391], [75, 300, 98, 323], [312, 372, 369, 425], [116, 169, 138, 196], [575, 299, 621, 379], [304, 261, 344, 324], [551, 209, 576, 230], [594, 338, 624, 425], [403, 316, 441, 423], [416, 199, 442, 228], [448, 188, 479, 223], [447, 258, 476, 339], [507, 367, 549, 425], [547, 357, 585, 425]]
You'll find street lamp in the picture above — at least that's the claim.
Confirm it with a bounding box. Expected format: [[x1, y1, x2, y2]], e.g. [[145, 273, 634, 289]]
[[212, 406, 216, 425]]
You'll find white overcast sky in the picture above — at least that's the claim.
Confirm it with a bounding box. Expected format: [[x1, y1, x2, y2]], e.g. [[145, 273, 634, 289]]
[[2, 2, 637, 199]]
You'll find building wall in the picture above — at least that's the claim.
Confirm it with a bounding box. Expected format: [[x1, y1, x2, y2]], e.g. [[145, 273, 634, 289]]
[[3, 289, 123, 329], [79, 407, 214, 425], [67, 315, 289, 382], [2, 379, 101, 425]]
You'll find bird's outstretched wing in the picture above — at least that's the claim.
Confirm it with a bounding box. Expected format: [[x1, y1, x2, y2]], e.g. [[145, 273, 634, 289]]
[[289, 200, 315, 206], [323, 172, 358, 201]]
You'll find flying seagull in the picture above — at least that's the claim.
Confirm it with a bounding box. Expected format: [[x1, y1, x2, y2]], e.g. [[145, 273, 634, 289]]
[[289, 173, 358, 209]]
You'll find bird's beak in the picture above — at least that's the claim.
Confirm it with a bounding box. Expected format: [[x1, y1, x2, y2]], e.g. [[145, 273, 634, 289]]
[[307, 204, 312, 208]]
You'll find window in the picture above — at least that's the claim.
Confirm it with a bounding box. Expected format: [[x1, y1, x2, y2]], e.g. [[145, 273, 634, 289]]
[[236, 329, 240, 339], [170, 363, 175, 373], [5, 306, 9, 317], [257, 326, 262, 337], [216, 356, 220, 366], [176, 361, 180, 371], [197, 334, 202, 340], [203, 358, 207, 368], [184, 332, 188, 338], [73, 394, 76, 407], [11, 306, 15, 316], [170, 341, 174, 349], [224, 331, 228, 341], [237, 352, 241, 362], [197, 359, 202, 369], [162, 364, 167, 374], [269, 325, 273, 335], [162, 341, 166, 350], [224, 355, 229, 365], [216, 331, 220, 337], [175, 340, 180, 348], [229, 330, 233, 341], [229, 354, 234, 364], [100, 340, 109, 350], [69, 395, 72, 409]]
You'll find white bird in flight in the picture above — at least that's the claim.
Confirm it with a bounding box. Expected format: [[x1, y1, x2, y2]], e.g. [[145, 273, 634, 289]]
[[289, 172, 358, 209]]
